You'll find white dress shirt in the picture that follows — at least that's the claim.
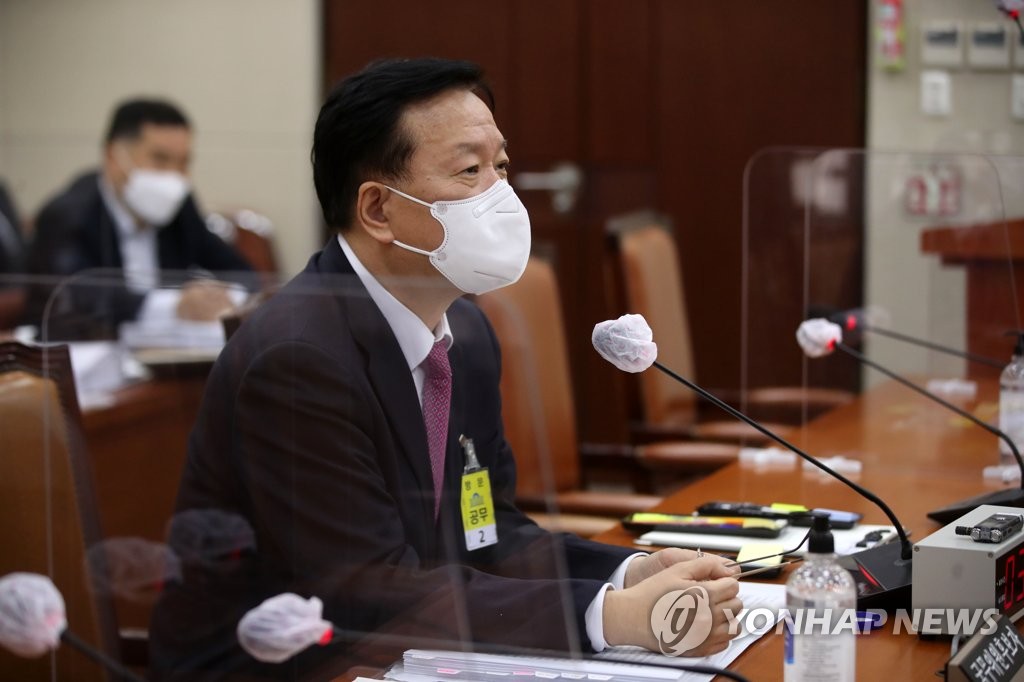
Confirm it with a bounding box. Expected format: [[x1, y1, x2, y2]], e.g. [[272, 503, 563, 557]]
[[336, 234, 643, 651], [98, 175, 159, 292], [336, 234, 452, 402]]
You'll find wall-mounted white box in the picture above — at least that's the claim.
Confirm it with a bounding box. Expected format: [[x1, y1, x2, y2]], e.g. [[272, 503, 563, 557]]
[[1013, 75, 1024, 121], [968, 22, 1011, 69], [921, 70, 952, 116], [921, 21, 963, 67]]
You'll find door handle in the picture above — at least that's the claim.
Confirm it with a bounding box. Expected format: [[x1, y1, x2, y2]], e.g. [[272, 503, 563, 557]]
[[513, 162, 583, 214]]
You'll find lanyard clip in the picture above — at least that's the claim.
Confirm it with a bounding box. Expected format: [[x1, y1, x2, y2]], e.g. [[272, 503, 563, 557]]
[[459, 434, 481, 472]]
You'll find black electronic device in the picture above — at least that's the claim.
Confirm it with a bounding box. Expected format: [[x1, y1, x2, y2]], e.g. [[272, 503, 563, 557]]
[[955, 513, 1024, 544]]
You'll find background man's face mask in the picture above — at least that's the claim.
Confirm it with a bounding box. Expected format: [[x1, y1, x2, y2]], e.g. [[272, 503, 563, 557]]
[[117, 149, 191, 227], [122, 169, 190, 227], [385, 178, 531, 295]]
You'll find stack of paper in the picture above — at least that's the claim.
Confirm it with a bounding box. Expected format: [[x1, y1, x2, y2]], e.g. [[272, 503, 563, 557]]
[[636, 523, 898, 557]]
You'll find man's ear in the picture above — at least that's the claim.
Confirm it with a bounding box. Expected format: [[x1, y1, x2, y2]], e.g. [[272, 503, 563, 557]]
[[355, 181, 396, 244], [103, 142, 127, 188]]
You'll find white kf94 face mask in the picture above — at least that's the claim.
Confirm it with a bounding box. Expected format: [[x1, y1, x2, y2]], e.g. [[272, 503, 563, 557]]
[[384, 178, 531, 295], [122, 169, 191, 227]]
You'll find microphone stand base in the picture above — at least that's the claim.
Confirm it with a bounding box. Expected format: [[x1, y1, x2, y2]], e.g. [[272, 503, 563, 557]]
[[927, 488, 1024, 526], [836, 541, 913, 611]]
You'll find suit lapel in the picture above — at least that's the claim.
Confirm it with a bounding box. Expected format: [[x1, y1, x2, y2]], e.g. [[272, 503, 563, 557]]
[[317, 239, 437, 528]]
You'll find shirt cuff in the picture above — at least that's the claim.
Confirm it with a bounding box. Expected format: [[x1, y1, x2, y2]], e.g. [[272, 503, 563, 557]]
[[584, 582, 615, 652], [584, 553, 648, 652], [608, 552, 648, 590]]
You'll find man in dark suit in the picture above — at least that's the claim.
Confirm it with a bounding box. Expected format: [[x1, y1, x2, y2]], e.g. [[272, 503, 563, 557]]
[[0, 180, 26, 329], [0, 180, 23, 276], [150, 59, 740, 680], [23, 99, 252, 335]]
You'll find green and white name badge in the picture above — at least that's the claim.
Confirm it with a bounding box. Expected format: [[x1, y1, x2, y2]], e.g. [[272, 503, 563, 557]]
[[459, 435, 497, 551]]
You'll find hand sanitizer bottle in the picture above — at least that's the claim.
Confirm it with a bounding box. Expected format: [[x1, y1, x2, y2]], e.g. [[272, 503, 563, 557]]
[[1000, 332, 1024, 469], [784, 513, 856, 682]]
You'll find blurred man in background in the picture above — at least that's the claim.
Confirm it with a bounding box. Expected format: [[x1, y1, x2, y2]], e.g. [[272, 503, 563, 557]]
[[0, 180, 23, 276], [0, 180, 26, 330], [23, 98, 251, 335]]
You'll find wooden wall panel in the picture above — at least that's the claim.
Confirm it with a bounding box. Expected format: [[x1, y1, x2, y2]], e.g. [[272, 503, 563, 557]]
[[507, 1, 582, 162], [584, 0, 655, 166], [322, 0, 512, 104], [653, 0, 866, 391]]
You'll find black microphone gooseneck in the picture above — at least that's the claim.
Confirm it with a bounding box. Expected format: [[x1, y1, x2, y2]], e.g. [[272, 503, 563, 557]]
[[831, 340, 1024, 524], [855, 324, 1004, 370], [834, 341, 1024, 485], [830, 310, 1004, 368], [651, 360, 913, 561], [59, 630, 146, 682]]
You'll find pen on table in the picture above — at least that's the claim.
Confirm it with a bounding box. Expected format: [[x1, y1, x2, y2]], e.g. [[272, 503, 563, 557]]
[[735, 559, 802, 580]]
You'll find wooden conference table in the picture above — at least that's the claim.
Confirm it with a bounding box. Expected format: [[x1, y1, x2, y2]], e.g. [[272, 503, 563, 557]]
[[78, 370, 1016, 679], [595, 377, 1017, 680]]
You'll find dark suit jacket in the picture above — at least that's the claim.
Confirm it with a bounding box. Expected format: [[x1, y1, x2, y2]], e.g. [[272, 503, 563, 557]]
[[149, 237, 635, 680], [23, 170, 252, 333], [0, 181, 23, 275]]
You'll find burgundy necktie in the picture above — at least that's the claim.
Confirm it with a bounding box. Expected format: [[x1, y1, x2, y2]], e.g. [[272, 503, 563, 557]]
[[421, 340, 452, 520]]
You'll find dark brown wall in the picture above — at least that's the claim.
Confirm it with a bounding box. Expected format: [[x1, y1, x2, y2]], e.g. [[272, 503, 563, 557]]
[[323, 0, 866, 442]]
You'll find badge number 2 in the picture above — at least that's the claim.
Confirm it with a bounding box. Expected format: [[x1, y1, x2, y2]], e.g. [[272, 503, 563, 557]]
[[461, 469, 498, 550]]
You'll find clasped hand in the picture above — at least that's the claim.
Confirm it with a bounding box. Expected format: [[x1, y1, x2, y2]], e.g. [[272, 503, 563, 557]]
[[604, 548, 741, 657]]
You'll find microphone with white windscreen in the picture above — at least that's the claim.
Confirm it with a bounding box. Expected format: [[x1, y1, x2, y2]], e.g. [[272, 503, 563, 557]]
[[795, 318, 843, 358], [0, 572, 146, 682], [797, 318, 1024, 524], [236, 592, 333, 663], [594, 314, 914, 610]]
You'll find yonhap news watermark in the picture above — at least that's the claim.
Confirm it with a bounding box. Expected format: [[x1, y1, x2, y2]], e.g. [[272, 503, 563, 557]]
[[649, 587, 1014, 656], [740, 607, 1005, 637]]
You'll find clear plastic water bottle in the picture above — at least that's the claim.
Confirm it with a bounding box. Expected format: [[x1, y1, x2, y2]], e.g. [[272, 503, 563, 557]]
[[999, 333, 1024, 469], [784, 513, 856, 682]]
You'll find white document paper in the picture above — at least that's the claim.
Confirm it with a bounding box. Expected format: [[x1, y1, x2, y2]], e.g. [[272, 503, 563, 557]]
[[389, 583, 786, 681]]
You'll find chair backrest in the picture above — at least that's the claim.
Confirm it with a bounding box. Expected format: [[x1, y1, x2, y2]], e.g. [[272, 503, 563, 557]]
[[611, 215, 698, 427], [0, 342, 116, 680], [207, 209, 279, 275], [476, 258, 579, 497]]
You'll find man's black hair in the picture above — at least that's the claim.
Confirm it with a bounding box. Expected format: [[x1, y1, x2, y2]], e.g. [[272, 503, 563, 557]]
[[312, 57, 494, 230], [105, 99, 190, 144]]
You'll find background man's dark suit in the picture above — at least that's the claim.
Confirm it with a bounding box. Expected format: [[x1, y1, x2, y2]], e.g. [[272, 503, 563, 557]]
[[149, 237, 636, 680], [0, 181, 23, 275], [23, 170, 251, 331]]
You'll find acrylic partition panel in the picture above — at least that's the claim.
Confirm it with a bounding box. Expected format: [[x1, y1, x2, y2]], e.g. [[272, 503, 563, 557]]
[[743, 149, 1022, 478], [0, 267, 597, 680], [741, 147, 859, 426]]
